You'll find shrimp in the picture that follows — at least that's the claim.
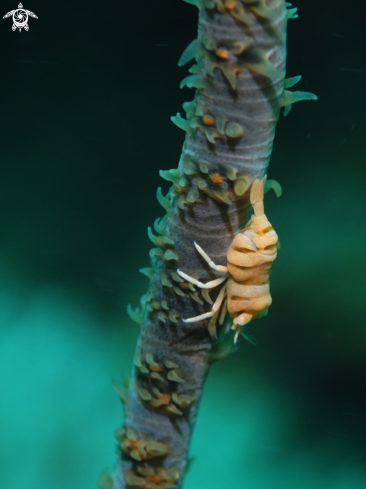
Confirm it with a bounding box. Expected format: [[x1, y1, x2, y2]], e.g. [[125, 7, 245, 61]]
[[177, 176, 278, 342]]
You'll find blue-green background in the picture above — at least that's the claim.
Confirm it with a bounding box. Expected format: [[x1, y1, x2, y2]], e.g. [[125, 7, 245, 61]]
[[0, 0, 365, 488]]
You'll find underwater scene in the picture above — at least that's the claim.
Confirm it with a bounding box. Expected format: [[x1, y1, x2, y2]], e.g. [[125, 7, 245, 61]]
[[0, 0, 365, 488]]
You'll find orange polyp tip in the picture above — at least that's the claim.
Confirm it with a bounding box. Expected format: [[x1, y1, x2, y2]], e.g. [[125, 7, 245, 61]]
[[180, 282, 191, 289], [209, 173, 224, 184], [216, 48, 231, 60], [224, 0, 237, 10], [202, 115, 216, 125], [159, 394, 170, 402], [128, 439, 139, 447], [145, 475, 161, 483], [150, 364, 161, 372]]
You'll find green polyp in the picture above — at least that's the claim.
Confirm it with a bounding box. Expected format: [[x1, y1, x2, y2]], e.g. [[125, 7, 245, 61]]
[[154, 215, 167, 235], [216, 116, 227, 135], [147, 226, 157, 245], [187, 189, 199, 203], [281, 90, 318, 116], [202, 126, 222, 144], [171, 114, 192, 134], [183, 0, 200, 6], [231, 40, 252, 56], [160, 272, 173, 287], [189, 117, 200, 131], [284, 104, 292, 116], [149, 247, 164, 259], [183, 161, 197, 175], [190, 291, 203, 305], [195, 176, 207, 189], [195, 104, 205, 117], [139, 268, 154, 280], [156, 187, 172, 211], [231, 6, 254, 26], [140, 292, 153, 305], [178, 39, 202, 67], [155, 236, 168, 248], [203, 37, 217, 51], [203, 0, 216, 10], [159, 169, 179, 184], [225, 122, 245, 138], [98, 470, 114, 489], [287, 7, 298, 19], [149, 300, 161, 311], [173, 285, 185, 297], [206, 59, 238, 90], [244, 48, 279, 80], [234, 176, 251, 197], [225, 166, 238, 181], [178, 176, 189, 187], [164, 250, 179, 261], [170, 271, 183, 283], [198, 160, 209, 173], [180, 75, 208, 90], [265, 179, 282, 198], [160, 214, 168, 227], [137, 387, 152, 402], [127, 304, 143, 326], [169, 310, 179, 323], [186, 192, 195, 203], [189, 64, 200, 74], [183, 100, 197, 115], [284, 75, 301, 88], [211, 189, 232, 205], [159, 236, 175, 246], [177, 195, 186, 210], [247, 1, 277, 21]]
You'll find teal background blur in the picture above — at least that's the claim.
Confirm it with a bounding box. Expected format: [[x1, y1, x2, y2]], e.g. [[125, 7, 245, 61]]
[[0, 0, 365, 488]]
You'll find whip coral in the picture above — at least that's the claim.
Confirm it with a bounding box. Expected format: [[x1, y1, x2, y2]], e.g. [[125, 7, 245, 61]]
[[99, 1, 316, 488]]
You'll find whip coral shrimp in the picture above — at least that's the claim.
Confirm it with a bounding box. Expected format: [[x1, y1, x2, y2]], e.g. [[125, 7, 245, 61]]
[[177, 176, 278, 342]]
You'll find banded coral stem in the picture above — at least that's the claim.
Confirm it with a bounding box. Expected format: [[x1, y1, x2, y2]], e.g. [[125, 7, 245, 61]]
[[106, 1, 316, 488]]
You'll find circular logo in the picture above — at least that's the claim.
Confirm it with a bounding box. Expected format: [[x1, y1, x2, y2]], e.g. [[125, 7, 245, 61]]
[[13, 8, 28, 28]]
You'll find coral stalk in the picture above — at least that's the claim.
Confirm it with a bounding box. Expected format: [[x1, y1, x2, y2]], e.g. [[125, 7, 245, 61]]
[[103, 1, 316, 488]]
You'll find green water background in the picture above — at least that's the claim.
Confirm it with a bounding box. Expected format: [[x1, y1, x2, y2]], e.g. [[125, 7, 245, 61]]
[[0, 0, 365, 487]]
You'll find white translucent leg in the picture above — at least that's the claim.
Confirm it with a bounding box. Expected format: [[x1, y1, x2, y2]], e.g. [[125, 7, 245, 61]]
[[218, 298, 227, 325], [208, 308, 220, 339], [201, 288, 213, 305], [183, 283, 227, 324], [177, 269, 229, 289], [183, 310, 213, 323], [194, 242, 228, 273], [234, 330, 240, 344]]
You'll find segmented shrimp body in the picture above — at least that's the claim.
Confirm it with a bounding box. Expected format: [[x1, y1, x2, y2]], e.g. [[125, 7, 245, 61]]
[[177, 176, 278, 342]]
